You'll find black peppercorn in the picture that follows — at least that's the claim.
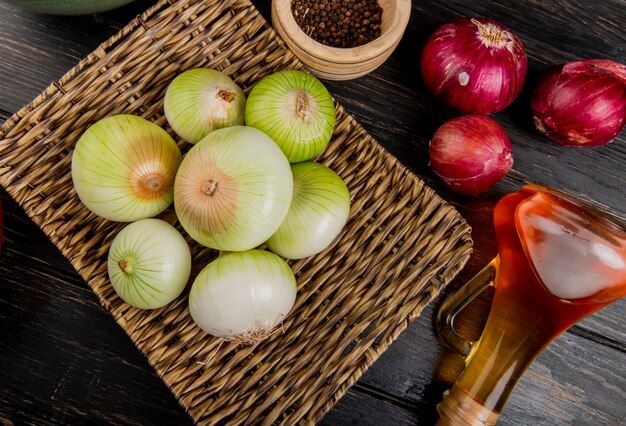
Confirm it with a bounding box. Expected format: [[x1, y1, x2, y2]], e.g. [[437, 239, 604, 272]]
[[291, 0, 383, 48]]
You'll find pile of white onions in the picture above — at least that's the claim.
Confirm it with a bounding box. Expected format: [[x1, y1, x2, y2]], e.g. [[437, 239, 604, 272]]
[[71, 68, 350, 344]]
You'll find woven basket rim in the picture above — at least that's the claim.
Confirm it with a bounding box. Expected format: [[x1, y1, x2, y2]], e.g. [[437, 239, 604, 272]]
[[0, 0, 473, 423], [0, 0, 170, 134]]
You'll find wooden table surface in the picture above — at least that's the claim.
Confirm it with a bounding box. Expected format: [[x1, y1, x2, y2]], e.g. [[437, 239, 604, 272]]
[[0, 0, 624, 424]]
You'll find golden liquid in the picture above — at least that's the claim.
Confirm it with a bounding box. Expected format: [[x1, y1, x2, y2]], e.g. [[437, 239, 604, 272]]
[[439, 186, 626, 424]]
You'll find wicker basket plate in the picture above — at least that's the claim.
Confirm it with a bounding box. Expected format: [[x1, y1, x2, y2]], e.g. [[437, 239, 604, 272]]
[[0, 0, 472, 423]]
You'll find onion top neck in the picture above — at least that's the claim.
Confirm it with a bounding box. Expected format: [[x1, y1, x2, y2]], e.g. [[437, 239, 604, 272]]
[[202, 179, 218, 196], [129, 155, 175, 201], [291, 90, 316, 123], [118, 258, 133, 274], [131, 170, 167, 199], [201, 87, 238, 121], [217, 89, 236, 103], [143, 173, 163, 191], [473, 19, 512, 50]]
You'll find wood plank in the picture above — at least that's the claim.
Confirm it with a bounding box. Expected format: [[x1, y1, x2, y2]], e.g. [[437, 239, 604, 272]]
[[502, 333, 626, 425], [356, 303, 626, 425], [0, 0, 625, 424], [0, 224, 193, 425], [0, 6, 112, 114], [321, 389, 418, 425]]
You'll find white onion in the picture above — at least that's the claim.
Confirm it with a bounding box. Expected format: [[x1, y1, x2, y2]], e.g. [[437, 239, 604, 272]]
[[267, 162, 350, 259], [72, 114, 182, 222], [188, 250, 297, 341], [107, 219, 191, 309], [174, 126, 293, 251], [245, 70, 336, 163], [164, 68, 245, 144]]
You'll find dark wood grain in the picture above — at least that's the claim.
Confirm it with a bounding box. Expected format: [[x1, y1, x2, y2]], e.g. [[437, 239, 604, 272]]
[[357, 303, 626, 425], [321, 390, 419, 426], [0, 0, 624, 424], [0, 189, 193, 425]]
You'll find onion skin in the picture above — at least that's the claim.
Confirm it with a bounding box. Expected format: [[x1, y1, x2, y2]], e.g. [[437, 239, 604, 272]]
[[267, 162, 350, 259], [429, 115, 513, 196], [107, 219, 192, 309], [189, 250, 297, 340], [532, 59, 626, 147], [174, 126, 293, 251], [164, 68, 245, 144], [420, 17, 527, 114], [245, 70, 336, 163], [72, 115, 182, 222]]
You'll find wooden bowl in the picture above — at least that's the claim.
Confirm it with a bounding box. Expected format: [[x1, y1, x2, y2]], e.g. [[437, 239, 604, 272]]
[[272, 0, 411, 80]]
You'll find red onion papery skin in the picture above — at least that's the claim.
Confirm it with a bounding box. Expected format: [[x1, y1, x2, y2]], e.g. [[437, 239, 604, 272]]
[[420, 17, 527, 114], [532, 59, 626, 147], [429, 115, 514, 196]]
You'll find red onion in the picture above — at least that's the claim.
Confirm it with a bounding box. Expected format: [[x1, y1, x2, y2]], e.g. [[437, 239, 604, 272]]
[[429, 115, 513, 195], [420, 17, 527, 114], [532, 59, 626, 147]]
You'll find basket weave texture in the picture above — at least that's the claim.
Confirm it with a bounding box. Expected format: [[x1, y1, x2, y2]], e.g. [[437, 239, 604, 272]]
[[0, 0, 472, 423]]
